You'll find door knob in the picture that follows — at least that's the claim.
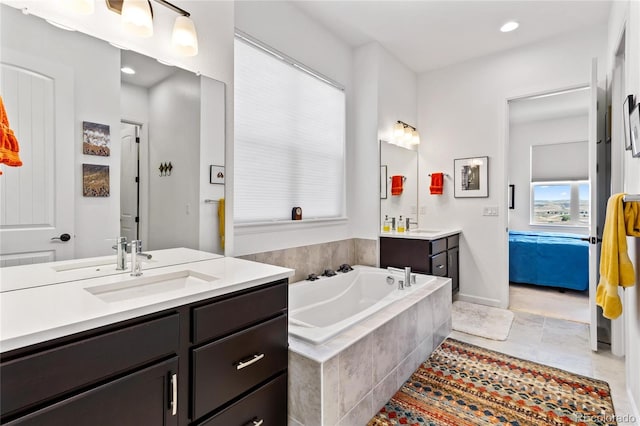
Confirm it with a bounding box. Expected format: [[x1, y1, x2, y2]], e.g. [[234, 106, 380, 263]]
[[51, 233, 71, 242]]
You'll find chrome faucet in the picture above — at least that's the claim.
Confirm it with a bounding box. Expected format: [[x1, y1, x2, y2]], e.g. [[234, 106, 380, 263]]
[[130, 240, 152, 277], [387, 266, 414, 289], [112, 237, 128, 271], [406, 217, 419, 231]]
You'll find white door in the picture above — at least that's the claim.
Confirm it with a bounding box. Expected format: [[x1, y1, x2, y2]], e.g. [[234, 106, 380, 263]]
[[120, 122, 139, 242], [588, 58, 599, 351], [0, 50, 74, 266]]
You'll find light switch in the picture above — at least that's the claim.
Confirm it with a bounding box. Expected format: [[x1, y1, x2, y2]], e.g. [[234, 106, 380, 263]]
[[483, 206, 499, 216]]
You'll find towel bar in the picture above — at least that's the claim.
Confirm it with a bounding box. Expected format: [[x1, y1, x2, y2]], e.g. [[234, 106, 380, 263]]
[[623, 194, 640, 202], [204, 199, 219, 204], [388, 176, 407, 182], [428, 173, 450, 177]]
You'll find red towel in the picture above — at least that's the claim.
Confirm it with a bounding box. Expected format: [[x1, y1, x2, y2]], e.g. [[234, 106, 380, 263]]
[[0, 95, 22, 175], [391, 175, 404, 196], [430, 172, 444, 195]]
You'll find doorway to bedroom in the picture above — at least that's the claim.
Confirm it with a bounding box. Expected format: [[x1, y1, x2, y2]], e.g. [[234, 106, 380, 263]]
[[506, 86, 598, 326]]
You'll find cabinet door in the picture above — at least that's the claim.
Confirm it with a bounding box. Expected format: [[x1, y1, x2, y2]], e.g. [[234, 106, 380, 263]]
[[430, 252, 447, 277], [6, 358, 179, 426], [448, 247, 459, 293], [379, 237, 430, 273]]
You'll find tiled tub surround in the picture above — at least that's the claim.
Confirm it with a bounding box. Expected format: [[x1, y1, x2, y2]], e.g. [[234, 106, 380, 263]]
[[288, 275, 452, 426], [238, 238, 377, 283]]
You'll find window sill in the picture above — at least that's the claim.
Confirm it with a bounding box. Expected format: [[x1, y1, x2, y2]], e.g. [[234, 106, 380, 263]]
[[529, 223, 588, 229], [234, 217, 349, 235]]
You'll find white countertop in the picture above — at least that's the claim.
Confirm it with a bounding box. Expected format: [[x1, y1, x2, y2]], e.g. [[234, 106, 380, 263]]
[[0, 247, 223, 293], [0, 255, 294, 353], [379, 228, 462, 240]]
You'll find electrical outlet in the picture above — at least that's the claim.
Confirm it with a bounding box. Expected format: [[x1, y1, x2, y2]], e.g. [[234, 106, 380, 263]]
[[420, 206, 427, 215]]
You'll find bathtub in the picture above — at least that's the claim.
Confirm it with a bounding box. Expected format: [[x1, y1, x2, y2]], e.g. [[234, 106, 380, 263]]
[[288, 265, 437, 344]]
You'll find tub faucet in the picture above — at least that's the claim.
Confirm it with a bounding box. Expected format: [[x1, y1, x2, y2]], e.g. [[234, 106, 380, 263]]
[[112, 236, 128, 271], [130, 240, 153, 277], [387, 266, 413, 289]]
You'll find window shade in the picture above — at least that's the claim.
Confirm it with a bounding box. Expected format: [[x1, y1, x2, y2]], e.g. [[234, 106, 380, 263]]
[[531, 141, 588, 182], [234, 38, 345, 223]]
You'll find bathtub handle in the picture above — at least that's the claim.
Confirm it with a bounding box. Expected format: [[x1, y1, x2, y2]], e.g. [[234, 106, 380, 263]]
[[236, 353, 265, 370]]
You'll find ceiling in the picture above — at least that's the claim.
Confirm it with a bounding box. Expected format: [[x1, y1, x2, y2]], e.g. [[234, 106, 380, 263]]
[[120, 49, 177, 88], [509, 87, 591, 123], [291, 1, 611, 73]]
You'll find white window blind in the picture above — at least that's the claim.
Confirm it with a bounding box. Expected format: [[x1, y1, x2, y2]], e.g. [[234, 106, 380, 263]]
[[234, 36, 345, 223], [531, 141, 588, 182]]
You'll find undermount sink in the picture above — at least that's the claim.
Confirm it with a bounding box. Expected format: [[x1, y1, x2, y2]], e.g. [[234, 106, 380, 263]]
[[85, 270, 218, 303]]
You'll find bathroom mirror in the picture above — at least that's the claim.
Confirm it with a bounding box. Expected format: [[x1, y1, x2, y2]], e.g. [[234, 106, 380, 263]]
[[379, 140, 419, 232], [0, 4, 225, 269]]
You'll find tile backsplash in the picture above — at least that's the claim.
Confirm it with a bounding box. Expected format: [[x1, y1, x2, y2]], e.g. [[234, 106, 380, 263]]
[[238, 238, 377, 283]]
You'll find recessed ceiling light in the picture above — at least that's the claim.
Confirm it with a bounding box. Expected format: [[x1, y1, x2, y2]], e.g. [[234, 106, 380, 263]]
[[121, 66, 136, 75], [500, 21, 519, 33], [45, 19, 76, 31]]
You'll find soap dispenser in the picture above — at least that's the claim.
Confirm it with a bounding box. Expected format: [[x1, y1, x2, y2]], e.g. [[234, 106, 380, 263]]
[[397, 215, 405, 233], [383, 215, 391, 232]]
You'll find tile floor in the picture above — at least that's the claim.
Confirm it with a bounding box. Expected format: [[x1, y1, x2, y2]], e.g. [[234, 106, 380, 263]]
[[449, 311, 638, 425], [509, 283, 589, 323]]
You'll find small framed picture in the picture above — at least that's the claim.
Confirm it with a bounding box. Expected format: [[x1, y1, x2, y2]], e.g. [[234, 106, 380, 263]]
[[82, 121, 110, 156], [623, 95, 634, 150], [631, 104, 640, 158], [82, 164, 110, 197], [209, 165, 225, 184], [454, 156, 489, 198], [380, 165, 387, 199]]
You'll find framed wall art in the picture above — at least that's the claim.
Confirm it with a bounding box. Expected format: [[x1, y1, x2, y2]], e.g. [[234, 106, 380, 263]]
[[454, 156, 489, 198], [82, 121, 110, 156], [630, 104, 640, 158], [82, 164, 110, 197], [623, 94, 634, 150]]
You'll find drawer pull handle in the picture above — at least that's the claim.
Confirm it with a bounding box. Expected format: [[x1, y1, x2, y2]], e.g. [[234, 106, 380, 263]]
[[236, 353, 265, 370], [170, 373, 178, 416], [437, 264, 445, 269], [253, 419, 264, 426]]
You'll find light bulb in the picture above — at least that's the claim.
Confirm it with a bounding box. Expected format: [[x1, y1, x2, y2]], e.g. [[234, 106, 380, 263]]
[[393, 122, 405, 139], [172, 16, 199, 56], [121, 0, 153, 38], [404, 126, 413, 141], [411, 129, 420, 145]]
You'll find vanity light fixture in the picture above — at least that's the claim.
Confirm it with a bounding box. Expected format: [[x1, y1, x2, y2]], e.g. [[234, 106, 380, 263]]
[[106, 0, 199, 56], [392, 120, 420, 147], [500, 21, 519, 32]]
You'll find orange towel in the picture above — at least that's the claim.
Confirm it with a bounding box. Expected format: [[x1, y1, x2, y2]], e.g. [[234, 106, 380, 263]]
[[430, 172, 444, 195], [0, 95, 22, 175], [391, 175, 404, 196]]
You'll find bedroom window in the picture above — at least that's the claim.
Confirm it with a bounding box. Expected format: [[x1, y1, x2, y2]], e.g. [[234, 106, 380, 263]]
[[531, 181, 589, 226], [234, 32, 346, 224]]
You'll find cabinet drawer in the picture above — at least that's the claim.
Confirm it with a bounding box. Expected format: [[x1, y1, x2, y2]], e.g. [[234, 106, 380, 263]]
[[192, 281, 287, 344], [192, 314, 288, 420], [430, 238, 447, 255], [447, 234, 459, 249], [197, 374, 287, 426], [430, 252, 448, 277], [5, 357, 179, 426], [1, 314, 179, 419]]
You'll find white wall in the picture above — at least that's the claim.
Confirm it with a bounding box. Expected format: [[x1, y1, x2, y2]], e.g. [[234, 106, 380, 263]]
[[508, 114, 589, 234], [232, 1, 353, 255], [417, 25, 607, 307], [608, 0, 640, 418], [148, 71, 201, 250], [2, 6, 121, 259]]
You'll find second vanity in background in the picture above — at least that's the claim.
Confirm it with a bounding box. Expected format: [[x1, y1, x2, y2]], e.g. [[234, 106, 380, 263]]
[[380, 229, 461, 294]]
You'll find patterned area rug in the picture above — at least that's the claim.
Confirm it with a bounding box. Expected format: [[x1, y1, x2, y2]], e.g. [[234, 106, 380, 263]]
[[368, 339, 616, 426]]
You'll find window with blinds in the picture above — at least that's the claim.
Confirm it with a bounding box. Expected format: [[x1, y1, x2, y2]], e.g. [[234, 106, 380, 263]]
[[234, 34, 346, 224]]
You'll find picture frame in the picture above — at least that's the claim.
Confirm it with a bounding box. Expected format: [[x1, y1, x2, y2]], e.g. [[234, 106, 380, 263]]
[[209, 165, 225, 184], [623, 95, 634, 150], [380, 165, 387, 199], [631, 104, 640, 158], [454, 156, 489, 198], [82, 164, 110, 197], [82, 121, 111, 156], [508, 184, 515, 209]]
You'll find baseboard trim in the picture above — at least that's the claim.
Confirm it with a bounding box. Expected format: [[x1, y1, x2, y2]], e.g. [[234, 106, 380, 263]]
[[455, 293, 504, 309], [627, 386, 639, 424]]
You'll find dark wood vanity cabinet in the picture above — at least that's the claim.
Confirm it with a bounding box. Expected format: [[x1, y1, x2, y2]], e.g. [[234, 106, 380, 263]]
[[380, 234, 460, 294], [0, 279, 288, 426]]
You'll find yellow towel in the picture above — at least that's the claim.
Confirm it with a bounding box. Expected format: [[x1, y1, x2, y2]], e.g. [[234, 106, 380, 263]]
[[625, 201, 640, 237], [218, 198, 225, 250], [596, 194, 636, 319]]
